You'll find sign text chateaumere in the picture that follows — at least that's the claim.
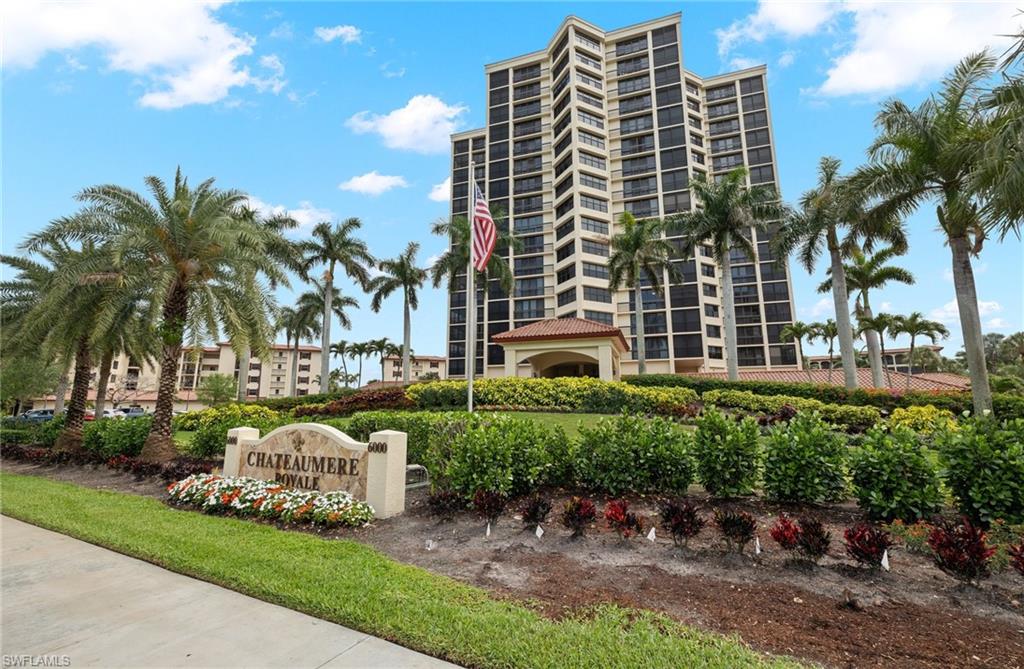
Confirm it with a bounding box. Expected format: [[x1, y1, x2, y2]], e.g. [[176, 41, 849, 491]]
[[244, 450, 363, 490]]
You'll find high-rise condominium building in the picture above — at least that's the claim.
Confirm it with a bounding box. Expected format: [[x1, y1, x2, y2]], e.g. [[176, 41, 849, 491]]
[[445, 13, 799, 380]]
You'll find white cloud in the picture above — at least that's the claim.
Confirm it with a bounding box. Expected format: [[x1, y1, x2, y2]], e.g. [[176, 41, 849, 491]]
[[428, 177, 451, 202], [943, 262, 987, 283], [930, 299, 1002, 324], [777, 50, 796, 68], [244, 196, 334, 229], [729, 56, 761, 71], [252, 54, 286, 94], [338, 171, 408, 196], [425, 253, 442, 269], [802, 297, 833, 318], [716, 1, 838, 56], [314, 24, 361, 44], [269, 22, 294, 40], [380, 61, 406, 78], [346, 95, 467, 154], [985, 317, 1011, 330], [2, 1, 286, 109], [880, 301, 893, 311]]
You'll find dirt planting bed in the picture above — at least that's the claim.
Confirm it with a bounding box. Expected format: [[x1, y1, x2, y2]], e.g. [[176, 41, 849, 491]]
[[5, 460, 1023, 669]]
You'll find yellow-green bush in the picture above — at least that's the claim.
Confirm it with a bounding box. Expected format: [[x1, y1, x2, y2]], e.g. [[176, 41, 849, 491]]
[[406, 377, 698, 414], [887, 405, 957, 435], [701, 389, 881, 430], [188, 404, 284, 458]]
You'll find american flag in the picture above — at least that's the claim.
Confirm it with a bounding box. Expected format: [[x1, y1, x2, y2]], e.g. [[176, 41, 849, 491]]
[[471, 182, 496, 272]]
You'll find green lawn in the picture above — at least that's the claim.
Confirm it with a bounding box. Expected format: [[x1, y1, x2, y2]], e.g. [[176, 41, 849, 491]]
[[0, 472, 799, 669], [495, 412, 609, 439], [173, 430, 194, 447]]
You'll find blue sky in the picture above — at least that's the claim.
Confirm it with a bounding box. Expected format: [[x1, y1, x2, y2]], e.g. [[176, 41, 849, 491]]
[[3, 1, 1021, 367]]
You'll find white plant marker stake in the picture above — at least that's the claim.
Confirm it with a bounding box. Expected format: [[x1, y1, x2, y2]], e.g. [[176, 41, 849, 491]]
[[647, 527, 657, 542], [755, 536, 762, 555], [881, 549, 890, 571], [486, 522, 491, 538], [535, 525, 544, 539], [425, 539, 436, 551]]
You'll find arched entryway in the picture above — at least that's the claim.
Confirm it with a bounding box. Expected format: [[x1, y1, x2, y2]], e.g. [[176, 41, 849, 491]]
[[491, 317, 629, 381], [522, 350, 601, 378]]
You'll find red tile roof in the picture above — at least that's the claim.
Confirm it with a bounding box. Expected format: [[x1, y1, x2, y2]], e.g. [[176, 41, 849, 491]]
[[687, 368, 970, 391], [491, 318, 629, 350]]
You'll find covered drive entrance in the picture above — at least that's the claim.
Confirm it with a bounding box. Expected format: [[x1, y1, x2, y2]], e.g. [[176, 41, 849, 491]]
[[491, 318, 630, 381]]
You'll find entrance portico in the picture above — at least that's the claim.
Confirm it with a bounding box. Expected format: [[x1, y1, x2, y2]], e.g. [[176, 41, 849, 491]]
[[492, 318, 630, 381]]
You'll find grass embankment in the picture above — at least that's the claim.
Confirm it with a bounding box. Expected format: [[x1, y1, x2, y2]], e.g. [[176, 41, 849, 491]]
[[0, 472, 798, 669], [173, 430, 194, 447]]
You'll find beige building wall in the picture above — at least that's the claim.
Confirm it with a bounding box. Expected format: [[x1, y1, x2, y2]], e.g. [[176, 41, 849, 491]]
[[381, 355, 447, 382]]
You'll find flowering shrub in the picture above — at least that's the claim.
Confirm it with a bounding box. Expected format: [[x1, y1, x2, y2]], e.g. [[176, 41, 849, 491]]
[[850, 427, 943, 521], [844, 523, 894, 568], [702, 389, 881, 431], [762, 412, 848, 503], [472, 490, 507, 523], [769, 515, 801, 550], [519, 495, 552, 529], [692, 408, 760, 497], [887, 405, 957, 436], [604, 499, 644, 539], [884, 519, 933, 555], [294, 386, 414, 417], [1008, 540, 1024, 576], [166, 474, 374, 527], [187, 405, 284, 458], [659, 500, 705, 547], [935, 416, 1024, 524], [927, 517, 996, 584], [575, 414, 694, 495], [714, 509, 757, 553], [405, 377, 698, 415], [562, 496, 597, 538]]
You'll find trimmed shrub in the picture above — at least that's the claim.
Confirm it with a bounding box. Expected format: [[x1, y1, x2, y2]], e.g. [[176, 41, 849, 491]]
[[562, 496, 597, 538], [659, 500, 705, 547], [33, 415, 66, 448], [405, 377, 698, 415], [82, 417, 152, 458], [1008, 540, 1024, 576], [251, 389, 357, 411], [0, 427, 37, 445], [795, 517, 831, 562], [702, 389, 881, 431], [427, 489, 464, 521], [844, 523, 894, 568], [928, 517, 996, 584], [692, 408, 760, 497], [769, 515, 801, 550], [762, 412, 847, 503], [887, 405, 957, 436], [520, 495, 552, 529], [936, 417, 1024, 525], [188, 405, 284, 458], [714, 509, 757, 553], [440, 415, 567, 498], [605, 499, 644, 539], [849, 427, 944, 522], [294, 386, 414, 417], [473, 490, 507, 523], [575, 414, 694, 496], [346, 411, 467, 467]]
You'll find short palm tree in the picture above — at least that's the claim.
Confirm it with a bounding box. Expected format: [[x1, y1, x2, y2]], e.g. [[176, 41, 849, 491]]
[[300, 219, 374, 394], [429, 212, 517, 294], [818, 245, 914, 387], [607, 212, 679, 374], [852, 53, 1003, 412], [892, 312, 950, 390], [775, 157, 904, 390], [810, 319, 839, 384], [364, 338, 395, 383], [858, 312, 898, 387], [369, 242, 428, 384], [278, 305, 321, 397], [347, 341, 371, 387], [672, 168, 785, 380], [778, 321, 817, 383], [26, 169, 289, 461], [329, 340, 352, 387]]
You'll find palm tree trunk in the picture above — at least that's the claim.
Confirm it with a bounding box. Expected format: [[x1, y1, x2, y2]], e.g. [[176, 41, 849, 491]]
[[320, 266, 334, 394], [827, 343, 834, 384], [340, 353, 349, 387], [797, 339, 812, 383], [861, 302, 885, 388], [54, 334, 91, 452], [141, 282, 188, 463], [53, 371, 69, 415], [633, 282, 647, 374], [720, 249, 739, 381], [828, 239, 859, 389], [879, 337, 893, 388], [949, 236, 993, 413], [357, 356, 363, 387], [906, 335, 916, 391], [402, 295, 412, 385], [236, 348, 251, 402], [94, 349, 114, 418], [290, 342, 300, 397]]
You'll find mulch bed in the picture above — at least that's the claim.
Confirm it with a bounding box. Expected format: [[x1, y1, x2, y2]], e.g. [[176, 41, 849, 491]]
[[5, 460, 1023, 669]]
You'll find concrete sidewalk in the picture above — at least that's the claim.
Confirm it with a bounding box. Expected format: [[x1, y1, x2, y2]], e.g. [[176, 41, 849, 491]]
[[1, 516, 459, 668]]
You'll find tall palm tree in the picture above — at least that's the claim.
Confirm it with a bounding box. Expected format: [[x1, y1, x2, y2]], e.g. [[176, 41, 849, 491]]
[[778, 321, 816, 383], [329, 340, 352, 387], [858, 312, 898, 387], [26, 169, 289, 461], [892, 312, 950, 390], [775, 157, 905, 390], [369, 242, 428, 384], [300, 219, 374, 394], [810, 319, 839, 384], [852, 53, 1002, 412], [818, 245, 914, 387], [672, 168, 785, 380], [606, 212, 679, 374], [278, 305, 321, 397], [347, 341, 371, 387], [429, 212, 517, 294]]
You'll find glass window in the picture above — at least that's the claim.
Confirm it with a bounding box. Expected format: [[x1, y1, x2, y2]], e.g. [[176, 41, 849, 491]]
[[662, 169, 689, 192], [557, 288, 576, 306], [618, 75, 650, 95], [581, 238, 609, 256], [658, 126, 686, 149], [615, 35, 648, 57], [653, 45, 678, 67], [671, 308, 700, 332], [583, 285, 612, 302], [670, 283, 698, 307], [657, 105, 684, 127], [619, 94, 652, 115], [556, 241, 574, 262], [556, 219, 574, 240], [673, 334, 703, 358], [584, 310, 613, 325], [580, 195, 608, 213], [581, 217, 609, 234], [582, 261, 608, 279], [556, 264, 576, 283]]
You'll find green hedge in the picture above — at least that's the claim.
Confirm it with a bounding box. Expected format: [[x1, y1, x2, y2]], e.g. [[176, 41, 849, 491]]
[[936, 417, 1024, 524], [702, 389, 881, 430], [187, 405, 286, 458], [345, 411, 471, 467], [82, 417, 152, 458], [625, 374, 1024, 418], [849, 427, 944, 522], [407, 377, 698, 414], [249, 390, 357, 411], [762, 413, 847, 503], [692, 408, 761, 497]]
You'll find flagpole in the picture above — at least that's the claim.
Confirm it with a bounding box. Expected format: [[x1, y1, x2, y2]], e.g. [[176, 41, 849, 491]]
[[466, 161, 476, 413]]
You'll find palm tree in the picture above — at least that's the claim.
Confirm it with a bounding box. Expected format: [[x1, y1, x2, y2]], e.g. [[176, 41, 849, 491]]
[[672, 168, 785, 381], [818, 245, 914, 387], [26, 169, 289, 461], [347, 341, 371, 387], [892, 312, 950, 390], [810, 319, 839, 384], [775, 157, 905, 390], [858, 312, 898, 387], [778, 321, 817, 383], [92, 298, 157, 417], [329, 340, 352, 387], [278, 305, 321, 397], [429, 212, 517, 294], [852, 54, 1002, 412], [363, 338, 394, 384], [369, 242, 428, 384], [605, 212, 679, 374], [300, 219, 374, 394]]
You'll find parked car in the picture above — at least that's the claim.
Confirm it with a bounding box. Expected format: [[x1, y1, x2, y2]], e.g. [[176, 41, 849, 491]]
[[85, 409, 116, 421], [114, 407, 148, 419], [18, 409, 54, 423]]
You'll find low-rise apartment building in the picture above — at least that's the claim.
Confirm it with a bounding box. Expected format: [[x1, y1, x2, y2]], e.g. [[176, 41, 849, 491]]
[[381, 355, 448, 382]]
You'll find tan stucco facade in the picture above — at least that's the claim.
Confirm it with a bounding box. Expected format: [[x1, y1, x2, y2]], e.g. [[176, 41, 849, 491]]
[[499, 336, 626, 381]]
